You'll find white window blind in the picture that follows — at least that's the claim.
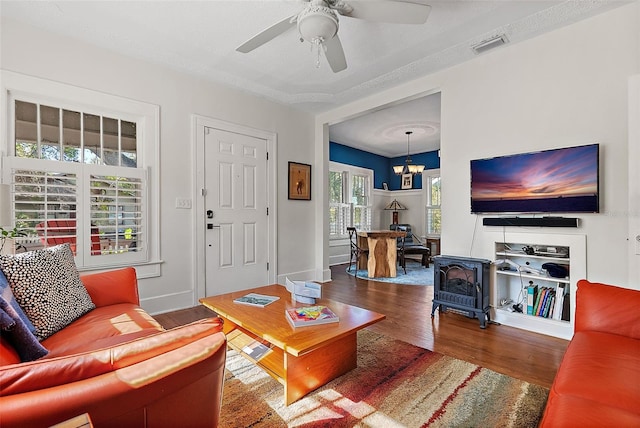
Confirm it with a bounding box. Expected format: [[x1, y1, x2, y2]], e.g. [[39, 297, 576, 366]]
[[13, 167, 78, 250], [6, 158, 148, 267], [329, 203, 350, 236], [425, 174, 441, 235], [89, 168, 146, 259]]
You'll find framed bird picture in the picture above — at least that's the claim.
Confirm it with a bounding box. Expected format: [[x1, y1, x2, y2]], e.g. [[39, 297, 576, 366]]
[[288, 162, 311, 200]]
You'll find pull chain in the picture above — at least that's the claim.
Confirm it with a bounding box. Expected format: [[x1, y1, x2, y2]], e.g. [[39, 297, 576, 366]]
[[311, 38, 324, 68]]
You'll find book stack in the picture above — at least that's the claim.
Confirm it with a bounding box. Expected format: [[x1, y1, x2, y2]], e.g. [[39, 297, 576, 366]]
[[285, 305, 339, 327], [526, 283, 568, 321]]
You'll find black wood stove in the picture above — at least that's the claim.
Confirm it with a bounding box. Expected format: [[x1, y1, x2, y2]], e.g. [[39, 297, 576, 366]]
[[431, 255, 492, 328]]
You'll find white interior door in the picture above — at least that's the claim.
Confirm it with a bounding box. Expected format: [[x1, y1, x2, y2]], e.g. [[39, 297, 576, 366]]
[[204, 127, 269, 295]]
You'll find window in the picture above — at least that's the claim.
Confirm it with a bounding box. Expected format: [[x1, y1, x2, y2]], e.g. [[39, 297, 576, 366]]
[[424, 172, 441, 236], [329, 162, 372, 238], [1, 72, 159, 271]]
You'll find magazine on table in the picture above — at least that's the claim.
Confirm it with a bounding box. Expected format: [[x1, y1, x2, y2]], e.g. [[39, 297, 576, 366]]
[[285, 305, 339, 327], [242, 341, 272, 361], [233, 293, 280, 308]]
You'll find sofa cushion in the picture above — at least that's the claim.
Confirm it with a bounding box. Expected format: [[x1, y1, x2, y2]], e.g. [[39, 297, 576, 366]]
[[540, 394, 640, 428], [81, 267, 140, 307], [576, 280, 640, 339], [0, 243, 95, 340], [0, 269, 35, 334], [551, 331, 640, 414], [0, 318, 224, 396], [42, 303, 163, 358]]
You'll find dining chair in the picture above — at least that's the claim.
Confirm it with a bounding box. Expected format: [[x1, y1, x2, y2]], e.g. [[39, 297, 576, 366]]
[[390, 224, 430, 271], [397, 233, 407, 274], [347, 227, 369, 278]]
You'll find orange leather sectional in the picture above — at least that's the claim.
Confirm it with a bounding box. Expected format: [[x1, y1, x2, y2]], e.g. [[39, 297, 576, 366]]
[[539, 280, 640, 427], [0, 267, 227, 427]]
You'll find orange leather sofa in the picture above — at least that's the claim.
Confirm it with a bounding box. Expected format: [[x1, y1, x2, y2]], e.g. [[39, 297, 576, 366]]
[[0, 267, 227, 427], [539, 280, 640, 427]]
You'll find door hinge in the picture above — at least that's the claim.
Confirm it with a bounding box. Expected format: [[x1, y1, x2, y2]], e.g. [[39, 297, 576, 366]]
[[266, 207, 269, 216], [266, 151, 269, 161], [201, 188, 207, 197], [267, 262, 269, 271]]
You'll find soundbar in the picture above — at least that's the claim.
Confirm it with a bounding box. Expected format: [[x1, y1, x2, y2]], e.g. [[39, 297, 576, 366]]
[[482, 217, 579, 228]]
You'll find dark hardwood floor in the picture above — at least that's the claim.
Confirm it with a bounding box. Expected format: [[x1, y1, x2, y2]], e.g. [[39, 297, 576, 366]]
[[153, 263, 569, 389]]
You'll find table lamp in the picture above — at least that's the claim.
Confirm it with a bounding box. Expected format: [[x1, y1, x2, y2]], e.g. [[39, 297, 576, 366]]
[[384, 199, 406, 225]]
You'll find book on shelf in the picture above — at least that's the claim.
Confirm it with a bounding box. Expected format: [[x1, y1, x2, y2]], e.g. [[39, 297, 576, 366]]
[[534, 287, 547, 316], [561, 293, 570, 321], [552, 283, 566, 320], [527, 283, 538, 315], [285, 305, 339, 327], [538, 288, 552, 317], [542, 290, 555, 318], [233, 293, 280, 308], [533, 287, 546, 316]]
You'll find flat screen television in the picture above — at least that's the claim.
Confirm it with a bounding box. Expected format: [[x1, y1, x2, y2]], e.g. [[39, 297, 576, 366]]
[[470, 143, 599, 214]]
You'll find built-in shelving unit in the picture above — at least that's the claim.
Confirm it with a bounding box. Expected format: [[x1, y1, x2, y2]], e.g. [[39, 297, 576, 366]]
[[488, 232, 586, 340]]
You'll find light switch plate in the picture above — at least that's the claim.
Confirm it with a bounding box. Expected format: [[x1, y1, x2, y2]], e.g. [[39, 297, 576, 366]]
[[175, 198, 192, 209]]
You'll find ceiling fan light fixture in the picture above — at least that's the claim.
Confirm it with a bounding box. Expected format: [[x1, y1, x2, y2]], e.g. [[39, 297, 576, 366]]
[[297, 4, 339, 44], [236, 0, 431, 73]]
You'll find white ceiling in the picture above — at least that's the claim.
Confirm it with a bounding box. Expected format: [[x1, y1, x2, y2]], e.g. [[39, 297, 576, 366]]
[[330, 91, 442, 157], [1, 0, 627, 157]]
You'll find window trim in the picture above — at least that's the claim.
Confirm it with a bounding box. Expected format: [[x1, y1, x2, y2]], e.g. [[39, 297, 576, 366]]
[[422, 169, 441, 238], [0, 70, 161, 277]]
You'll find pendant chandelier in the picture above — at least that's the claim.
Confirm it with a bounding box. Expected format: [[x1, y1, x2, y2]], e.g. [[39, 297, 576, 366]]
[[393, 131, 425, 175]]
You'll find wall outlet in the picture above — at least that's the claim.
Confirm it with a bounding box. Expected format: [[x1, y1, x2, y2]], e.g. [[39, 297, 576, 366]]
[[175, 198, 192, 209]]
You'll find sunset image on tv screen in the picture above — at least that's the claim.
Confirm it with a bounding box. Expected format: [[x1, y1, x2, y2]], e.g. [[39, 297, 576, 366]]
[[470, 144, 599, 213]]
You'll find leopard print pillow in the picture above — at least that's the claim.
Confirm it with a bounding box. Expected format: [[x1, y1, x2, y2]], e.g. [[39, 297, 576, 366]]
[[0, 243, 95, 340]]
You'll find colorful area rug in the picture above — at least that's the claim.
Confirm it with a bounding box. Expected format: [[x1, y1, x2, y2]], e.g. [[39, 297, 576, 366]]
[[346, 261, 434, 286], [220, 329, 548, 427]]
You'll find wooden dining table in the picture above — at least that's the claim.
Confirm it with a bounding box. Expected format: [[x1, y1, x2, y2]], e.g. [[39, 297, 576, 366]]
[[356, 230, 406, 278]]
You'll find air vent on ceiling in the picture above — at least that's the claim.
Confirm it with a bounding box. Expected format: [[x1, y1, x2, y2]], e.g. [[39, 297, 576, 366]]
[[471, 34, 509, 55]]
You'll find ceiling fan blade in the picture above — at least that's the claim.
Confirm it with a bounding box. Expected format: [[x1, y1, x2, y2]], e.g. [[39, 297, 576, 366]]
[[324, 35, 347, 73], [236, 14, 297, 53], [341, 1, 431, 25]]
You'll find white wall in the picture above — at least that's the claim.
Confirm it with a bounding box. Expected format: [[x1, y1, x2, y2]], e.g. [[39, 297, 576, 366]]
[[317, 3, 640, 289], [1, 18, 317, 313]]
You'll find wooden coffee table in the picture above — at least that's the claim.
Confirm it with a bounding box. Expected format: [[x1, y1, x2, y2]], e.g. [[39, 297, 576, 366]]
[[200, 284, 385, 405]]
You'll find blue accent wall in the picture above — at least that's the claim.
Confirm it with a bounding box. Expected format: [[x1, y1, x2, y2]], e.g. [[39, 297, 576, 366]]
[[330, 142, 440, 190]]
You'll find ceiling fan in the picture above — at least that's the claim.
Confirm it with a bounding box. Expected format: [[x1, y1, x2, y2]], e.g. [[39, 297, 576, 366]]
[[236, 0, 431, 73]]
